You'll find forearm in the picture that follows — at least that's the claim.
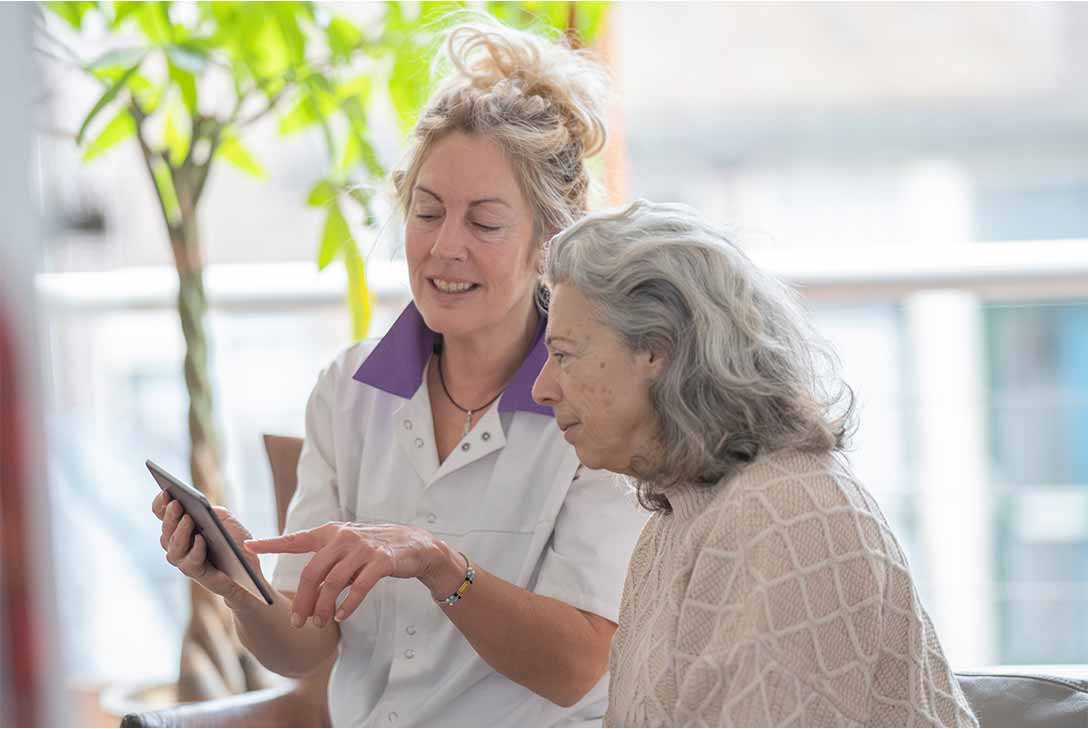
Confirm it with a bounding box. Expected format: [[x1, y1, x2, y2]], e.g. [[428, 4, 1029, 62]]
[[227, 588, 338, 678], [425, 547, 614, 707]]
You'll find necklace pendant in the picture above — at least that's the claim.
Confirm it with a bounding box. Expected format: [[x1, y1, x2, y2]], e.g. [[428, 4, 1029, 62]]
[[463, 410, 472, 437]]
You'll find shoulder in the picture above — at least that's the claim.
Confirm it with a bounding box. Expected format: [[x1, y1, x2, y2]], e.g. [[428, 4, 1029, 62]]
[[689, 449, 909, 573], [318, 338, 380, 387], [308, 339, 382, 402]]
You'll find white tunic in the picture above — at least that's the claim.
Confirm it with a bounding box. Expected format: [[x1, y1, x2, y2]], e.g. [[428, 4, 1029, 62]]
[[272, 303, 647, 727]]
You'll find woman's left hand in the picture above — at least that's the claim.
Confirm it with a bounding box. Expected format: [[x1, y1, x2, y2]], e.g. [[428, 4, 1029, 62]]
[[245, 522, 460, 627]]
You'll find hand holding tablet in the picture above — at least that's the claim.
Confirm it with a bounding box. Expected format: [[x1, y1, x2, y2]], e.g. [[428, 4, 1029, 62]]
[[148, 460, 275, 606]]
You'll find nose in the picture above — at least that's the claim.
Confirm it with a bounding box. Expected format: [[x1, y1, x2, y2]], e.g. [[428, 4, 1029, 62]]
[[532, 355, 561, 407], [430, 217, 468, 262]]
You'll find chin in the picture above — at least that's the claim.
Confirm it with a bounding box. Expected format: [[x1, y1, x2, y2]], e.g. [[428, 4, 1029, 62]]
[[573, 447, 608, 472]]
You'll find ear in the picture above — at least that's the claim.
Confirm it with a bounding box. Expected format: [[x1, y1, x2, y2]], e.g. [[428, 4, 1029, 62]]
[[634, 348, 668, 380]]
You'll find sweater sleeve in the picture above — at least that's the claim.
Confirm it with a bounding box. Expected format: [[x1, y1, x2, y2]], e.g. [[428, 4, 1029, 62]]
[[672, 462, 978, 727]]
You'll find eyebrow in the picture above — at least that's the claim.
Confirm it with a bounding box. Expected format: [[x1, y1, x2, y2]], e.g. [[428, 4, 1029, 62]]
[[415, 185, 511, 208], [545, 335, 578, 349]]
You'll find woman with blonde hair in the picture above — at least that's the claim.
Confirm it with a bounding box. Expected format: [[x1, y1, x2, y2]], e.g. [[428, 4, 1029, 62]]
[[533, 200, 978, 727], [152, 19, 646, 727]]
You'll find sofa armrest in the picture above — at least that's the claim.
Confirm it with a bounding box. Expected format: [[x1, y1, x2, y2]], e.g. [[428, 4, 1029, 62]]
[[121, 655, 334, 729], [121, 682, 299, 728], [955, 666, 1088, 728]]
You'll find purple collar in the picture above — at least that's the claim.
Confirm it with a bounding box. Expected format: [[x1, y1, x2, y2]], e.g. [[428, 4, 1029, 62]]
[[353, 302, 553, 417]]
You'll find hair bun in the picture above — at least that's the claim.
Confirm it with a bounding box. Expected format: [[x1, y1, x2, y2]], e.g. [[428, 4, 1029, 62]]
[[440, 21, 609, 158]]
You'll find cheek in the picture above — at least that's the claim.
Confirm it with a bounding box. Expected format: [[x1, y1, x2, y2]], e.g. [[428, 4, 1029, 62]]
[[404, 228, 430, 266], [572, 375, 618, 422]]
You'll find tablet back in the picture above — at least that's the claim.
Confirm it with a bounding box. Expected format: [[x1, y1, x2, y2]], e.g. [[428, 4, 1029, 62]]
[[146, 460, 274, 605]]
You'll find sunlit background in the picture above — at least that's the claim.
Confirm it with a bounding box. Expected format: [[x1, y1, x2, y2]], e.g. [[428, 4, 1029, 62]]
[[12, 1, 1088, 724]]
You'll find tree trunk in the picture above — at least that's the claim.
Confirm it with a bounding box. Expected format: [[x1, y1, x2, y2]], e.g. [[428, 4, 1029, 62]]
[[167, 173, 272, 701]]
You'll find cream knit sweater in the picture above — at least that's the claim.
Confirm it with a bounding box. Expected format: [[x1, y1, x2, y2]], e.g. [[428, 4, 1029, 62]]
[[605, 450, 978, 727]]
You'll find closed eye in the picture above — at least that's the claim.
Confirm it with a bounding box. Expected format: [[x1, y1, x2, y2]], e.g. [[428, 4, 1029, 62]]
[[473, 222, 501, 232]]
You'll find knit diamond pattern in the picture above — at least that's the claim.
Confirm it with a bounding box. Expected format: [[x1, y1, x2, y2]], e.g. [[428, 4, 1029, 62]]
[[605, 450, 978, 727]]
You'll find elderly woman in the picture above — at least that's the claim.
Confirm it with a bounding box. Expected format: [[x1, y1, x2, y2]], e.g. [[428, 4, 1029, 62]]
[[152, 20, 646, 727], [532, 200, 978, 727]]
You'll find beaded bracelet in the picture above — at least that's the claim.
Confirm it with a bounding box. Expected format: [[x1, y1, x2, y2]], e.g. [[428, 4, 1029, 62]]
[[436, 552, 475, 607]]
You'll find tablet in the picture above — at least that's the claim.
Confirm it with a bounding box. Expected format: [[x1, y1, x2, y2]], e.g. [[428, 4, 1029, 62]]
[[146, 459, 274, 605]]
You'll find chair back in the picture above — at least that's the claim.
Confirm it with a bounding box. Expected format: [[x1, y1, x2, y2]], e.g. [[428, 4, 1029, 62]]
[[262, 434, 304, 533]]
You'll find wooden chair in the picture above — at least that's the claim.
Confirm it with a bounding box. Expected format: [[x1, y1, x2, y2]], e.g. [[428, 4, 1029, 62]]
[[121, 435, 332, 728]]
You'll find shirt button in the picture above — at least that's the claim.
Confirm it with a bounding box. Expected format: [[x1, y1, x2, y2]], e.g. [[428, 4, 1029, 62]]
[[403, 419, 412, 430], [461, 442, 471, 452], [426, 513, 437, 524], [481, 431, 491, 441], [388, 712, 398, 723], [406, 624, 416, 636], [414, 437, 424, 448], [404, 648, 415, 659]]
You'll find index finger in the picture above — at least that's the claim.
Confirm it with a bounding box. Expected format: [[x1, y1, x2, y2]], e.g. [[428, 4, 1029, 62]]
[[244, 529, 321, 555]]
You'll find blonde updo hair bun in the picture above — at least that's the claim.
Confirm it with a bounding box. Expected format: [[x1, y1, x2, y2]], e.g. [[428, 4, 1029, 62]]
[[396, 15, 611, 237], [443, 22, 608, 158]]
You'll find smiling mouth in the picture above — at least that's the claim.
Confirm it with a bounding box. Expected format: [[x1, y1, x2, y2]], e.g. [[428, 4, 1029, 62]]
[[429, 277, 480, 294]]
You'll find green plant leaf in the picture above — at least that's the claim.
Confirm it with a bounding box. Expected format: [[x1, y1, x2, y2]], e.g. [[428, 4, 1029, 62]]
[[418, 1, 466, 26], [573, 2, 609, 42], [326, 16, 362, 60], [356, 130, 384, 178], [110, 1, 145, 29], [307, 179, 337, 207], [136, 2, 173, 44], [128, 72, 164, 114], [77, 64, 142, 145], [81, 107, 136, 162], [336, 75, 372, 104], [151, 158, 181, 225], [85, 47, 148, 73], [272, 4, 308, 67], [165, 44, 209, 75], [246, 11, 291, 86], [337, 133, 360, 175], [389, 46, 432, 132], [168, 61, 198, 115], [216, 135, 266, 178], [163, 108, 190, 166], [343, 238, 372, 341], [46, 1, 96, 31], [278, 87, 338, 135], [317, 202, 350, 271]]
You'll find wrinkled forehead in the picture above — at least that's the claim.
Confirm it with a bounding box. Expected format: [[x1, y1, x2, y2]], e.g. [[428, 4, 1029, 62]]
[[545, 283, 599, 342], [414, 132, 526, 209]]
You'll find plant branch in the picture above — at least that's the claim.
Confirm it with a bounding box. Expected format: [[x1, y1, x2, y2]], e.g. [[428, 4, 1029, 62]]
[[130, 99, 180, 239]]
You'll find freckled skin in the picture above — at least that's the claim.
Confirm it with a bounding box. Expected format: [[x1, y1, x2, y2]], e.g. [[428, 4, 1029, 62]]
[[532, 285, 665, 475]]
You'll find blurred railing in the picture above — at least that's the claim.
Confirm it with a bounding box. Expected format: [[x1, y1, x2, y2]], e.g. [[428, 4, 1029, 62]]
[[35, 238, 1088, 311], [33, 238, 1088, 670]]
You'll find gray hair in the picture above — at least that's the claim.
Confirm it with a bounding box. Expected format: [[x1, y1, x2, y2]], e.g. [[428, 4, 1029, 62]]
[[543, 200, 856, 513]]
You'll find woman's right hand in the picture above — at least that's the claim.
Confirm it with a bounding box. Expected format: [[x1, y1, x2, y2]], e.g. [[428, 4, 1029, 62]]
[[152, 489, 265, 609]]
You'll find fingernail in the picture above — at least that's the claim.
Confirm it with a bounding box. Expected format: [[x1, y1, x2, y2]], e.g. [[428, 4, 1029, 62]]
[[313, 616, 325, 628], [335, 610, 346, 622], [291, 613, 303, 628]]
